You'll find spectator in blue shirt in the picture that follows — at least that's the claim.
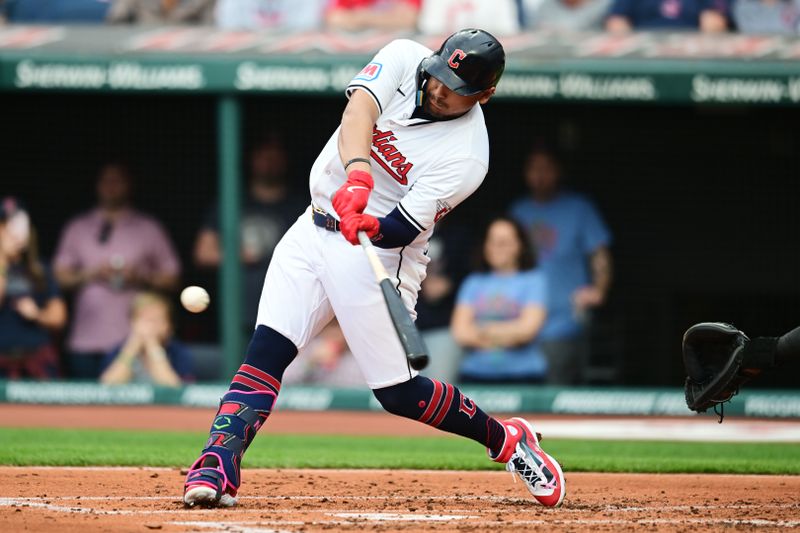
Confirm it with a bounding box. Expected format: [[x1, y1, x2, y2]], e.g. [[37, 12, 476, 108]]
[[100, 291, 193, 386], [451, 217, 549, 383], [0, 198, 67, 379], [606, 0, 729, 33], [509, 145, 612, 384]]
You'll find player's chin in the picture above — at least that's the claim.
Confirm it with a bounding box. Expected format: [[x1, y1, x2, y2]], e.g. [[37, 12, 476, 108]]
[[424, 101, 449, 119]]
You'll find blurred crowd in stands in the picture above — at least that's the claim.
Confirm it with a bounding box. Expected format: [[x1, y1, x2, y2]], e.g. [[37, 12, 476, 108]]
[[0, 136, 612, 387], [0, 0, 798, 35]]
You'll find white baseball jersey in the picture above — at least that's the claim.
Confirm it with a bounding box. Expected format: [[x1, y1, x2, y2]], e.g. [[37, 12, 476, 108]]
[[257, 39, 492, 388], [310, 38, 490, 247]]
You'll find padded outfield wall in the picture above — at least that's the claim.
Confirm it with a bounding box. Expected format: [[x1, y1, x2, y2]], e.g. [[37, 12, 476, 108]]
[[1, 26, 799, 387]]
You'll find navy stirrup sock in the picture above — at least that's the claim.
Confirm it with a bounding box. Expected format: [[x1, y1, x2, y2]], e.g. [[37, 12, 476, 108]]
[[229, 325, 298, 394], [373, 376, 506, 453]]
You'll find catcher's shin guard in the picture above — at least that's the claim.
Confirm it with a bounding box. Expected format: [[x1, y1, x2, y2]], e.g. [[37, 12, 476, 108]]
[[184, 390, 276, 507], [490, 418, 566, 508]]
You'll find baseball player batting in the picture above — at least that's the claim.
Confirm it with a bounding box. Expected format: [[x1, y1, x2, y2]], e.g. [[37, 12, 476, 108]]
[[183, 29, 566, 509]]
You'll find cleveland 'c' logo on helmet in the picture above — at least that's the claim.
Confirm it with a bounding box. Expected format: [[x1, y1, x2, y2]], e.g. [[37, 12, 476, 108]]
[[447, 49, 467, 69]]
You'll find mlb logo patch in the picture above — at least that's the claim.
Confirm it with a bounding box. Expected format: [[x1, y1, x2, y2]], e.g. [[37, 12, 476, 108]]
[[354, 62, 382, 82]]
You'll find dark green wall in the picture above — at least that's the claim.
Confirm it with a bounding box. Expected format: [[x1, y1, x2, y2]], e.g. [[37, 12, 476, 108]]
[[2, 93, 798, 386]]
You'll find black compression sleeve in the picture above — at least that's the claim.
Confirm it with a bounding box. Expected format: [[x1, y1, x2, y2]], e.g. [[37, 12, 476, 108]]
[[372, 207, 422, 249]]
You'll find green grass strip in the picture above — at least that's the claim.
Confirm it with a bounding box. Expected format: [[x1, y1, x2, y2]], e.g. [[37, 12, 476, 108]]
[[1, 427, 799, 475]]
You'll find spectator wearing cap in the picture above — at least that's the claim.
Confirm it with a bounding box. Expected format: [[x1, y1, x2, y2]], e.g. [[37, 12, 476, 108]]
[[325, 0, 420, 32], [605, 0, 729, 33], [53, 162, 181, 379], [0, 198, 67, 379]]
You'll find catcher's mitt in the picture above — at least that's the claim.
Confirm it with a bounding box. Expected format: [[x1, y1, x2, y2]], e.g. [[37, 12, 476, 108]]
[[682, 322, 777, 421]]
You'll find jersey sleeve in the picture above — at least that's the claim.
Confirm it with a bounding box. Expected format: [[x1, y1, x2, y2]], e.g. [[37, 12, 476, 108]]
[[346, 39, 421, 115], [395, 157, 487, 232]]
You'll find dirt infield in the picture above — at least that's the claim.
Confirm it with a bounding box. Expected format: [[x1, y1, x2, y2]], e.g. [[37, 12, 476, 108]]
[[2, 467, 799, 532], [1, 404, 800, 531]]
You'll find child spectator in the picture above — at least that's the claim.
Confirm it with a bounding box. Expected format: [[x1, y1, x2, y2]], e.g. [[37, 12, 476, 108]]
[[450, 217, 549, 383], [100, 291, 192, 386], [606, 0, 729, 33], [0, 198, 67, 379]]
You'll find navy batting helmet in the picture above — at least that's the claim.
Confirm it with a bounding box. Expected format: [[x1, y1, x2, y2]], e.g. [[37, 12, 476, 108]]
[[420, 29, 505, 96]]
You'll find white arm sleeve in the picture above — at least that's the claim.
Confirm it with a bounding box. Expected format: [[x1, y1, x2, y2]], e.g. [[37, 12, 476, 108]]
[[396, 157, 487, 232], [346, 39, 427, 114]]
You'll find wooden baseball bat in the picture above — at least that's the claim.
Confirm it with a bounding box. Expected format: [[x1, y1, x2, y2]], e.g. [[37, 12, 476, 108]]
[[358, 231, 429, 371]]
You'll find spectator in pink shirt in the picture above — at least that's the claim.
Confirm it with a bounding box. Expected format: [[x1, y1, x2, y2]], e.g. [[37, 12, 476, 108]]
[[53, 162, 181, 379]]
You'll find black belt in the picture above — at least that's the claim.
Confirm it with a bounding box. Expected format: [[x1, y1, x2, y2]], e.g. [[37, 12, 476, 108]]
[[311, 205, 340, 232]]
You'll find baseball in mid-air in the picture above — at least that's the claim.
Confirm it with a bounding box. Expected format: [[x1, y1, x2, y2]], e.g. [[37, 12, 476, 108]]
[[181, 285, 210, 313]]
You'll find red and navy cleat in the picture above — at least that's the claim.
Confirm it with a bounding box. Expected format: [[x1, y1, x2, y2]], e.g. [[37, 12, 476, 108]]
[[183, 452, 238, 508], [183, 390, 275, 508], [489, 417, 566, 507]]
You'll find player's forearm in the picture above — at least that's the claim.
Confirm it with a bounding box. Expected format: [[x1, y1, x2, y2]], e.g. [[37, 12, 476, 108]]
[[338, 94, 377, 175], [339, 111, 372, 172]]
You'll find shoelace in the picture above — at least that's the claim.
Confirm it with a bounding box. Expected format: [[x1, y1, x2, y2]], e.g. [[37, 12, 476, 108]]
[[506, 443, 548, 490]]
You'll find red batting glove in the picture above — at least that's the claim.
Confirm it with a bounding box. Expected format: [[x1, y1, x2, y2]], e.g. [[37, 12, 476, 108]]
[[332, 169, 373, 219], [340, 212, 380, 245]]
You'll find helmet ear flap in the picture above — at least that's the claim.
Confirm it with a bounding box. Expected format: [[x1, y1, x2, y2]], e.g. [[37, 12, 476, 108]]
[[416, 57, 433, 105]]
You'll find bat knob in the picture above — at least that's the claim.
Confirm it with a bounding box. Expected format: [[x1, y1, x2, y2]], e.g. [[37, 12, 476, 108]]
[[409, 355, 429, 371]]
